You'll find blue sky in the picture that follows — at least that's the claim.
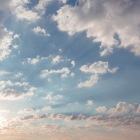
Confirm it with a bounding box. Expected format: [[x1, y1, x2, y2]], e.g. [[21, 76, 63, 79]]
[[0, 0, 140, 140]]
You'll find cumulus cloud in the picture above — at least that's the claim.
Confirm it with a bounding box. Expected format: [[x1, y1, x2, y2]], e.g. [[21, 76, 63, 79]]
[[65, 114, 85, 121], [71, 61, 75, 67], [12, 0, 40, 22], [0, 80, 29, 88], [52, 0, 140, 56], [96, 106, 107, 113], [0, 28, 13, 61], [59, 0, 67, 4], [80, 61, 118, 74], [13, 34, 20, 39], [0, 86, 36, 100], [27, 55, 40, 65], [18, 113, 65, 121], [33, 26, 50, 36], [87, 114, 140, 133], [78, 74, 99, 88], [108, 102, 139, 114], [0, 89, 27, 100], [78, 61, 118, 88], [18, 108, 34, 114], [51, 55, 62, 64], [43, 92, 63, 101], [41, 67, 70, 78], [87, 100, 93, 105], [34, 0, 51, 15]]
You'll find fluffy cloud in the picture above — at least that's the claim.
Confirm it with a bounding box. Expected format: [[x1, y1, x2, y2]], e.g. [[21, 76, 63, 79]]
[[41, 67, 70, 78], [34, 0, 51, 15], [65, 114, 85, 121], [87, 100, 93, 105], [18, 113, 65, 121], [0, 28, 13, 61], [78, 61, 118, 88], [80, 61, 118, 74], [18, 108, 34, 114], [53, 0, 140, 56], [71, 61, 75, 67], [43, 92, 63, 101], [108, 102, 138, 114], [59, 0, 67, 4], [0, 80, 29, 88], [27, 55, 40, 65], [78, 74, 99, 88], [33, 26, 50, 36], [0, 87, 35, 100], [87, 114, 140, 132], [96, 106, 107, 113], [52, 55, 62, 64], [0, 89, 26, 100]]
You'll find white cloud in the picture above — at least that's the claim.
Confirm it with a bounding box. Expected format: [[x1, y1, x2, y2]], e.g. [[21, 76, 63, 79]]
[[14, 6, 40, 22], [13, 45, 19, 49], [51, 55, 62, 64], [0, 80, 29, 88], [41, 67, 70, 78], [0, 89, 28, 100], [33, 26, 50, 36], [78, 75, 99, 88], [34, 0, 51, 15], [87, 100, 93, 105], [52, 0, 140, 56], [43, 92, 63, 101], [65, 114, 85, 121], [18, 108, 34, 114], [13, 34, 20, 39], [59, 0, 67, 4], [80, 61, 118, 74], [0, 28, 13, 61], [70, 73, 75, 77], [96, 106, 107, 113], [78, 61, 118, 88], [42, 106, 52, 111], [108, 102, 135, 114], [27, 55, 40, 65], [71, 61, 75, 67]]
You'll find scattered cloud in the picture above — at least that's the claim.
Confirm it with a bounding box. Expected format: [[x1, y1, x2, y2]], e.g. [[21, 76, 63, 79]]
[[53, 0, 140, 56], [87, 100, 93, 105], [52, 55, 63, 64], [80, 61, 118, 74], [41, 67, 70, 78], [34, 0, 52, 15], [78, 74, 99, 88], [33, 26, 50, 36], [13, 34, 20, 39], [43, 92, 63, 101], [27, 55, 40, 65], [71, 61, 75, 67], [96, 106, 107, 113], [0, 89, 31, 100], [78, 61, 118, 88], [18, 108, 34, 114]]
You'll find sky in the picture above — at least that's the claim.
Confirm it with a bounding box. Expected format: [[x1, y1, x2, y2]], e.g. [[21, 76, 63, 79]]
[[0, 0, 140, 140]]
